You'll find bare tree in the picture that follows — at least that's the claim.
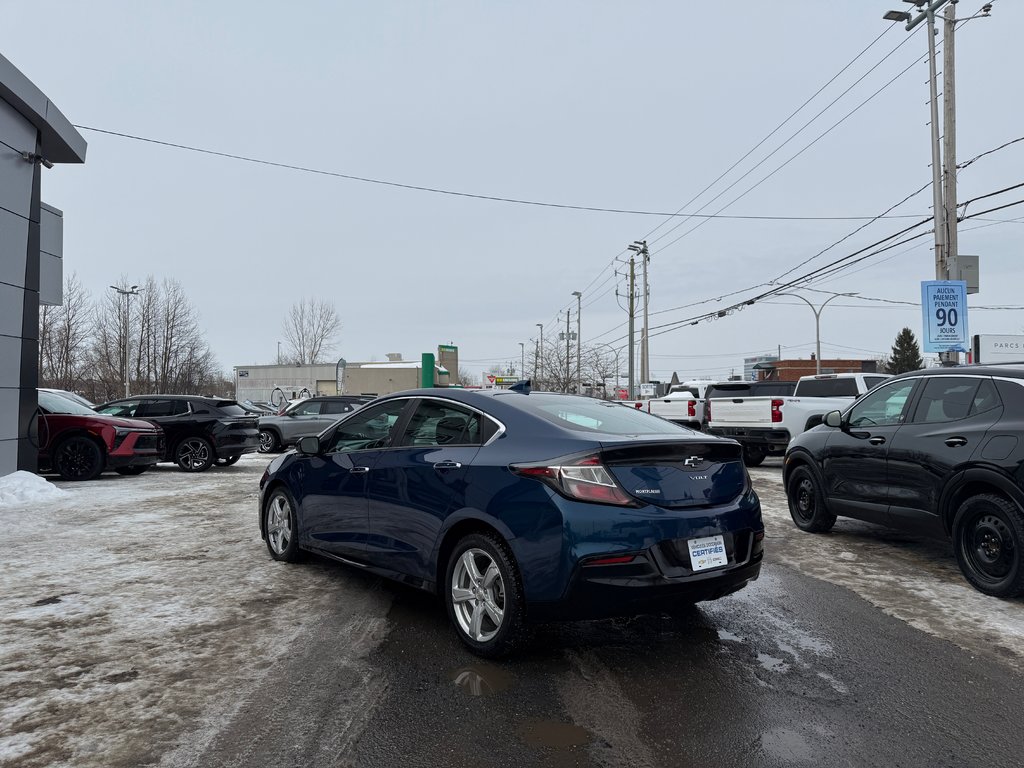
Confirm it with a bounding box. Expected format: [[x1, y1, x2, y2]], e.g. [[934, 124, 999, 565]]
[[527, 342, 619, 396], [282, 297, 342, 364], [39, 273, 93, 392]]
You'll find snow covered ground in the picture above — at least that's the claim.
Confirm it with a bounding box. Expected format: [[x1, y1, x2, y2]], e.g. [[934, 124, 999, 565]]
[[0, 454, 391, 768], [3, 457, 1023, 767]]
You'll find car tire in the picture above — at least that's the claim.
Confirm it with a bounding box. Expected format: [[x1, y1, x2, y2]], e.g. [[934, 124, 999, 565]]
[[786, 465, 836, 533], [258, 430, 279, 453], [216, 455, 241, 466], [743, 446, 766, 467], [174, 436, 214, 472], [54, 436, 105, 481], [952, 494, 1024, 598], [115, 466, 148, 476], [263, 487, 303, 562], [445, 532, 527, 659]]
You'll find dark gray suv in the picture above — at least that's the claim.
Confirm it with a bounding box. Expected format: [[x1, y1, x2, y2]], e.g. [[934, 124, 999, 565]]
[[784, 365, 1024, 597], [258, 396, 373, 452]]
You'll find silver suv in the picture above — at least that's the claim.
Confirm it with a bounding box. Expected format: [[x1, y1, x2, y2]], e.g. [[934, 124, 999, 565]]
[[258, 396, 372, 452]]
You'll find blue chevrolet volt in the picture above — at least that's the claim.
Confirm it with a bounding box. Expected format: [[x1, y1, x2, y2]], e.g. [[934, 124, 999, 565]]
[[259, 385, 764, 657]]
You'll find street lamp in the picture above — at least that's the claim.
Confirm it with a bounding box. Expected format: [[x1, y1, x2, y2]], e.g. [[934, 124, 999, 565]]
[[518, 342, 525, 379], [572, 291, 582, 394], [536, 323, 544, 388], [110, 284, 142, 398], [776, 292, 858, 375]]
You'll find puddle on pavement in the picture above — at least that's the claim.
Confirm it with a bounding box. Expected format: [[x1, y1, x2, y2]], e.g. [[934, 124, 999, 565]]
[[449, 662, 515, 697], [756, 653, 790, 673], [519, 718, 592, 749], [759, 727, 815, 762]]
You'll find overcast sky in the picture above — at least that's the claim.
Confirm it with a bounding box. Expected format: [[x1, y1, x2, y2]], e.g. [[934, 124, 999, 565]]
[[5, 1, 1023, 384]]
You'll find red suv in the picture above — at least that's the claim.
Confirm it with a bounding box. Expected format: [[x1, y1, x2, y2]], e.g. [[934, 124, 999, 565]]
[[37, 390, 165, 481]]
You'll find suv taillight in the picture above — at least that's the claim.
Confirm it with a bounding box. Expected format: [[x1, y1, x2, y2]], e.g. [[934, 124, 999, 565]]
[[687, 400, 696, 418], [771, 399, 783, 423], [707, 400, 712, 421], [510, 454, 637, 506]]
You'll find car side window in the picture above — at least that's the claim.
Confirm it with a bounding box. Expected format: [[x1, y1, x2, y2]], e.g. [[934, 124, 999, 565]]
[[325, 400, 409, 454], [322, 400, 354, 415], [291, 400, 323, 416], [399, 401, 482, 447], [847, 380, 917, 428], [137, 399, 187, 418], [97, 400, 142, 417], [911, 378, 980, 424], [970, 379, 1001, 416]]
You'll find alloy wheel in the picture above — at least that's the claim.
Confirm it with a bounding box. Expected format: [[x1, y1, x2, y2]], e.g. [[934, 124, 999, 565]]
[[266, 495, 292, 556], [61, 441, 94, 479], [451, 549, 506, 643], [259, 431, 275, 453], [178, 438, 211, 470]]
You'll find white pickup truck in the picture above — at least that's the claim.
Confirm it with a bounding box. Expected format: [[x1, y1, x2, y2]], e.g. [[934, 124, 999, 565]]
[[706, 372, 890, 466], [621, 381, 714, 430]]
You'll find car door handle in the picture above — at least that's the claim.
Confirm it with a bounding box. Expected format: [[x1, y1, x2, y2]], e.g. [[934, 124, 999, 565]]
[[945, 436, 968, 448], [433, 460, 462, 471], [868, 436, 886, 445], [350, 466, 370, 475]]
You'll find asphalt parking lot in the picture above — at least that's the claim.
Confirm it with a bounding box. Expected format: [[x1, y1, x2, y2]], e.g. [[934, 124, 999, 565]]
[[3, 454, 1023, 767]]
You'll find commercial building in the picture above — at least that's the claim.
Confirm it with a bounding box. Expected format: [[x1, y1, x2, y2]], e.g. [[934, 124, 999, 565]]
[[754, 357, 879, 382], [234, 355, 450, 404], [0, 54, 86, 477]]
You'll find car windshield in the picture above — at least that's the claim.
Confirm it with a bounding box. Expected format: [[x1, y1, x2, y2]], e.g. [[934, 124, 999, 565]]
[[521, 394, 684, 435], [38, 390, 98, 416]]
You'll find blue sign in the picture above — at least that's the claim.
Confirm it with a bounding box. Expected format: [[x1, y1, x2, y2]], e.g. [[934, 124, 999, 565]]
[[921, 280, 969, 353]]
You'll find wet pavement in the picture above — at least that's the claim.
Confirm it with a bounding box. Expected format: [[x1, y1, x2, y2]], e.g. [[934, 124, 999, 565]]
[[192, 458, 1024, 768]]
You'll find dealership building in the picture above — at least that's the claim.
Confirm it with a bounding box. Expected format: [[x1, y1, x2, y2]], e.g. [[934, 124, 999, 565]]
[[0, 54, 86, 478]]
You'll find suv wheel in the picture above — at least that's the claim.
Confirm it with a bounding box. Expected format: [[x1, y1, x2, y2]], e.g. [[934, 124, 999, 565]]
[[216, 455, 241, 467], [54, 436, 105, 481], [258, 430, 279, 453], [175, 436, 214, 472], [444, 533, 526, 658], [953, 494, 1024, 598], [786, 465, 836, 533]]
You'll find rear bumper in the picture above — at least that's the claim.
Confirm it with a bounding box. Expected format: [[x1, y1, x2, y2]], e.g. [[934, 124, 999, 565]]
[[707, 426, 790, 449], [528, 530, 764, 622], [214, 432, 260, 458]]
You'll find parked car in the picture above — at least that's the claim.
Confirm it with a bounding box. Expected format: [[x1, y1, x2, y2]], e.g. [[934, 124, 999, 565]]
[[259, 386, 764, 656], [708, 373, 889, 466], [95, 395, 260, 472], [783, 365, 1024, 597], [36, 389, 164, 481], [620, 380, 715, 430], [258, 395, 374, 452]]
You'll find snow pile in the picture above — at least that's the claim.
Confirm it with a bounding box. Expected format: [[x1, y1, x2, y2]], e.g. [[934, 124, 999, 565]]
[[0, 471, 68, 508]]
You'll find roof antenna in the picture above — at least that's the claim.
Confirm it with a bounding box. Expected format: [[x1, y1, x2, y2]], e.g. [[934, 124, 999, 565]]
[[509, 379, 531, 394]]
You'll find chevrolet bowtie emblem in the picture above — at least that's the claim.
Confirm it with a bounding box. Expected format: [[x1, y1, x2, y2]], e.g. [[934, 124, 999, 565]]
[[683, 456, 703, 468]]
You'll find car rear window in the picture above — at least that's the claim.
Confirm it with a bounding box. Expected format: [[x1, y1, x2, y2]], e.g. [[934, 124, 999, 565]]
[[795, 378, 860, 397], [524, 395, 684, 435], [213, 401, 248, 416]]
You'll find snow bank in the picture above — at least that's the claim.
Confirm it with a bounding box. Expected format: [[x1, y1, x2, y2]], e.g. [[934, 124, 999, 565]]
[[0, 471, 68, 508]]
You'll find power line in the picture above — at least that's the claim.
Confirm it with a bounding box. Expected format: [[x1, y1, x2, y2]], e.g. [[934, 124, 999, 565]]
[[72, 125, 925, 222]]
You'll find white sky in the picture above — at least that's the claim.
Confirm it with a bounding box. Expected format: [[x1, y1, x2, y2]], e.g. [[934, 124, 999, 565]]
[[4, 1, 1022, 383]]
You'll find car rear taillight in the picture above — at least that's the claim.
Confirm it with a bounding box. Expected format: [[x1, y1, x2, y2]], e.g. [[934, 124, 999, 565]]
[[771, 399, 783, 423], [706, 400, 712, 421], [511, 454, 637, 506], [687, 400, 696, 418]]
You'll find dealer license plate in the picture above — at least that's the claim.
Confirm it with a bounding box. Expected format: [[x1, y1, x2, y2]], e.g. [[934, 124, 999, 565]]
[[687, 534, 728, 572]]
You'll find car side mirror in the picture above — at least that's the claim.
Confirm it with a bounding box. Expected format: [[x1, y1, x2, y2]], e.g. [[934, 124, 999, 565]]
[[296, 436, 321, 455], [823, 410, 843, 429]]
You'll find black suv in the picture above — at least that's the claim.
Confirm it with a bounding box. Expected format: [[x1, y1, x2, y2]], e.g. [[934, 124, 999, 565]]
[[96, 395, 260, 472], [783, 366, 1024, 597]]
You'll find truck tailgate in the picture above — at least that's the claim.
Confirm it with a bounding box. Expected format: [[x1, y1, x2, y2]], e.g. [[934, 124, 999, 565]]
[[710, 397, 773, 426]]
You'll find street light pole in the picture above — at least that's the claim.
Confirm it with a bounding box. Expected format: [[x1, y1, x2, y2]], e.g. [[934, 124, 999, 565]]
[[519, 342, 525, 380], [776, 292, 858, 375], [572, 291, 582, 394], [110, 284, 141, 398]]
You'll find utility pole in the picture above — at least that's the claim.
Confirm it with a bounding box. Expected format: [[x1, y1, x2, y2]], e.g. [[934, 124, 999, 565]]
[[564, 311, 571, 393], [536, 323, 544, 389], [572, 291, 582, 394], [640, 242, 650, 386], [519, 342, 525, 381], [627, 254, 636, 399], [925, 4, 947, 286], [943, 1, 958, 286]]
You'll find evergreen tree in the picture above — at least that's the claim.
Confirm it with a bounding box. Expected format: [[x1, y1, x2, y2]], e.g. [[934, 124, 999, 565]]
[[886, 327, 924, 374]]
